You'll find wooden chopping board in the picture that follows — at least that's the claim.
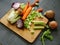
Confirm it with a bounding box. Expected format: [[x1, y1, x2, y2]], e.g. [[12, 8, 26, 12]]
[[0, 9, 48, 43]]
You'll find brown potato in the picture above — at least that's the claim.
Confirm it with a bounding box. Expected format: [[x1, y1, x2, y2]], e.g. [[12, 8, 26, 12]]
[[49, 21, 58, 29], [44, 10, 55, 18]]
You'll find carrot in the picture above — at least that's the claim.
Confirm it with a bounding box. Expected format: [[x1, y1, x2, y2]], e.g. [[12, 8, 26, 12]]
[[22, 6, 32, 20], [22, 2, 29, 14]]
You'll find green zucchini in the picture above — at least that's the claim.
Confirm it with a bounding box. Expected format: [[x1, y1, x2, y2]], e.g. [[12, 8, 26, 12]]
[[33, 26, 44, 30], [32, 21, 46, 26]]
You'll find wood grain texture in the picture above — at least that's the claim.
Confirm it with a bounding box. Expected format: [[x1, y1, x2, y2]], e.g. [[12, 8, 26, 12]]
[[0, 9, 48, 43]]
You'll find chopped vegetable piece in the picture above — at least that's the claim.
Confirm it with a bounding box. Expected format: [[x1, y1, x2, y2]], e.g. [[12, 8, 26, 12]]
[[22, 2, 29, 14], [33, 26, 44, 30], [20, 3, 26, 9], [32, 21, 46, 26], [36, 12, 44, 18], [16, 19, 24, 29], [7, 9, 21, 24], [22, 5, 32, 20], [30, 29, 35, 34], [45, 25, 49, 28]]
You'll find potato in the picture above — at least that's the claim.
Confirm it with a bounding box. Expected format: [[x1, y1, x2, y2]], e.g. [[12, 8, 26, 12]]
[[49, 21, 58, 29], [44, 10, 55, 18]]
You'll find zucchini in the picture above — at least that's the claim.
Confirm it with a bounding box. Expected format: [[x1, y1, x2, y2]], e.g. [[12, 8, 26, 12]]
[[33, 26, 44, 30], [32, 21, 46, 26]]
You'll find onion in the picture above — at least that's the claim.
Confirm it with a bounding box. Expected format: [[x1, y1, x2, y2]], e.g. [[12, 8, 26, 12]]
[[11, 2, 20, 9], [16, 19, 24, 29]]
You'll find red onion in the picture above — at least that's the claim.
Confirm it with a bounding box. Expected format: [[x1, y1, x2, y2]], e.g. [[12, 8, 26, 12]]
[[11, 2, 20, 9]]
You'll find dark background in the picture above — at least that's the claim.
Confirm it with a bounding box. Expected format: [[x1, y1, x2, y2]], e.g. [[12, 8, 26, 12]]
[[0, 0, 60, 45]]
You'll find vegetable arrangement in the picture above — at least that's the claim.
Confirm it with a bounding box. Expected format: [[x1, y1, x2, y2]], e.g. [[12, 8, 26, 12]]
[[7, 0, 58, 45]]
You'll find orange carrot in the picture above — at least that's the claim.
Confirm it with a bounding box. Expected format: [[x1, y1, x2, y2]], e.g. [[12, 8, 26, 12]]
[[22, 6, 32, 20], [22, 2, 29, 14]]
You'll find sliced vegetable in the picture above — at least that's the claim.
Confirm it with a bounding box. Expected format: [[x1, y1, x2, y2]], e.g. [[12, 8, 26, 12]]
[[30, 29, 35, 34], [20, 3, 26, 9], [45, 25, 49, 28], [22, 5, 33, 20], [11, 2, 20, 9], [7, 9, 21, 24], [36, 11, 44, 18], [32, 21, 46, 26], [33, 26, 44, 30], [22, 2, 29, 14], [16, 19, 24, 29]]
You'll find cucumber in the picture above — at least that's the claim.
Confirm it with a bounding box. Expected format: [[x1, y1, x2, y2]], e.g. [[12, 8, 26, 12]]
[[32, 21, 46, 26], [33, 26, 44, 30]]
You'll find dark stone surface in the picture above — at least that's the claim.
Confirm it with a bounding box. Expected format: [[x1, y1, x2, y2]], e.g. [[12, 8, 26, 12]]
[[0, 0, 60, 45]]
